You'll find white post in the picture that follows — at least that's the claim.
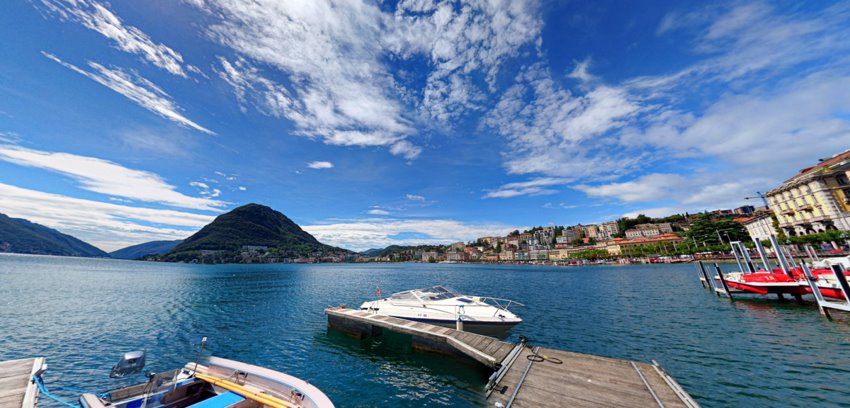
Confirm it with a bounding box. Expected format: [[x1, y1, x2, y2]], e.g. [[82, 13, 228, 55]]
[[769, 235, 792, 277], [754, 239, 770, 271]]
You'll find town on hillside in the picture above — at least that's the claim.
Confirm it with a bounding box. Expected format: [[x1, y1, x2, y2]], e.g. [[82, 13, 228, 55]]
[[357, 150, 850, 265]]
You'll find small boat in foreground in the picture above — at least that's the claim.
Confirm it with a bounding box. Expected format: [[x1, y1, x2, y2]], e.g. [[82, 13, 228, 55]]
[[359, 285, 523, 337], [33, 346, 334, 408]]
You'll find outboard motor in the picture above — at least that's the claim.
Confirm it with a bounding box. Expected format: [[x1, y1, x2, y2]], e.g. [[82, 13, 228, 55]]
[[110, 351, 145, 378]]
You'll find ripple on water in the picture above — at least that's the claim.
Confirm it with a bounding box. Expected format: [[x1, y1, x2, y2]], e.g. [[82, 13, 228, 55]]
[[2, 255, 850, 407]]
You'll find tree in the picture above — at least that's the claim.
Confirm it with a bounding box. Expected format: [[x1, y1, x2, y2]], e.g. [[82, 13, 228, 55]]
[[495, 242, 502, 253], [687, 215, 748, 246]]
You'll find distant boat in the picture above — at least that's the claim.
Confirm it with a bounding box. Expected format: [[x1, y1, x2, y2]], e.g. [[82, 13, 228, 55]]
[[359, 285, 523, 337]]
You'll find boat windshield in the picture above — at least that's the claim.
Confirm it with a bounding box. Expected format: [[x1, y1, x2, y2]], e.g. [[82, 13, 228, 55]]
[[416, 286, 461, 301], [390, 286, 463, 302]]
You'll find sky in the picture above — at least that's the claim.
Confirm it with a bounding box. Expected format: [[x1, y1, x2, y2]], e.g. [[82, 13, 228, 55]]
[[1, 0, 849, 252]]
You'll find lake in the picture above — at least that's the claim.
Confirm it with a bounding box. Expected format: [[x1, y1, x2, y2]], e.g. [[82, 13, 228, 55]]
[[1, 254, 849, 407]]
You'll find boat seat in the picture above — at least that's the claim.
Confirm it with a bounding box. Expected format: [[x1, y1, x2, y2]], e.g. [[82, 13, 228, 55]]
[[187, 391, 245, 408]]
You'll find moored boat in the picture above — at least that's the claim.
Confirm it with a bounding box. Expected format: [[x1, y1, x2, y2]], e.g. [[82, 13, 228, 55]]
[[359, 285, 523, 337], [33, 347, 334, 408]]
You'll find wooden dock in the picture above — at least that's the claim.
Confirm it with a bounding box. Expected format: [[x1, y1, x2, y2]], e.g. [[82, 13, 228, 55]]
[[326, 307, 699, 407], [0, 358, 44, 408]]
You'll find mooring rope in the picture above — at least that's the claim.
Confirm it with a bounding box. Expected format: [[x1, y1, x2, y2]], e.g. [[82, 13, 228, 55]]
[[32, 375, 81, 408]]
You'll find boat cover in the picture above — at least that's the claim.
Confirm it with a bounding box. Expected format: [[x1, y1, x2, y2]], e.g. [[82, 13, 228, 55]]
[[186, 391, 244, 408]]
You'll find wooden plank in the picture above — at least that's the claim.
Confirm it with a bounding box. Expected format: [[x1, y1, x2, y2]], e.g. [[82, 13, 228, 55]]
[[327, 308, 697, 408]]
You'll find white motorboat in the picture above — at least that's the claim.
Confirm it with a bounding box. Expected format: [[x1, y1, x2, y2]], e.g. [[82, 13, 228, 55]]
[[359, 286, 523, 337]]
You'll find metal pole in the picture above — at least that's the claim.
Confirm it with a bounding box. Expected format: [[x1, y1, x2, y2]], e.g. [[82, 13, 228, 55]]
[[802, 263, 829, 317], [769, 235, 792, 277], [730, 241, 745, 274], [697, 261, 710, 289], [831, 264, 850, 304], [753, 239, 770, 271], [713, 263, 733, 299]]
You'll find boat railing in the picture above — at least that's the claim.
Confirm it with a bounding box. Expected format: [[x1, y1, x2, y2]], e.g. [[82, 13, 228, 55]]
[[477, 297, 525, 316]]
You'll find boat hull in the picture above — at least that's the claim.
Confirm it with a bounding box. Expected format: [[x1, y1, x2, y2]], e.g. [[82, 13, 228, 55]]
[[388, 315, 520, 337]]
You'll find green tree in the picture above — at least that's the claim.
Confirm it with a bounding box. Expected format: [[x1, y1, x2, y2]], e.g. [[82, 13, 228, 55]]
[[687, 215, 748, 246]]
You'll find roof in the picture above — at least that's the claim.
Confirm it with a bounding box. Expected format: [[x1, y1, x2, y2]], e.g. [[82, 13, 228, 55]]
[[784, 149, 850, 184]]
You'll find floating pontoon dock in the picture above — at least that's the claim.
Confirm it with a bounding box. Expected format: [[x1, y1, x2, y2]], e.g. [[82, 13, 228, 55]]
[[0, 358, 44, 408], [326, 307, 699, 407]]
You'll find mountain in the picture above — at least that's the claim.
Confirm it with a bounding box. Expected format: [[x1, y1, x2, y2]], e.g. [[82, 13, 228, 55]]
[[0, 213, 108, 257], [110, 240, 183, 260], [360, 248, 385, 257], [156, 203, 350, 263]]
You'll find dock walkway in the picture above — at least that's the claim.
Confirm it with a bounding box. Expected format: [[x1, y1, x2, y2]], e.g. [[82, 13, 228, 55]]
[[0, 358, 44, 408], [326, 307, 699, 408]]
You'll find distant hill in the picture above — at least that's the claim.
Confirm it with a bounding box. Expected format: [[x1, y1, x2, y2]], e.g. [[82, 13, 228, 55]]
[[360, 248, 385, 257], [0, 213, 107, 257], [155, 203, 350, 263], [110, 240, 183, 260]]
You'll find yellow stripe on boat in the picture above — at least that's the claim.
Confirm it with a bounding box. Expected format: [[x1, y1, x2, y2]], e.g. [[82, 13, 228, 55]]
[[194, 372, 297, 408]]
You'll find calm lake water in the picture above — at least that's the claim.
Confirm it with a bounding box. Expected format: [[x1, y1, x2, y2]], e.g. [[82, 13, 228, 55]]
[[1, 254, 849, 407]]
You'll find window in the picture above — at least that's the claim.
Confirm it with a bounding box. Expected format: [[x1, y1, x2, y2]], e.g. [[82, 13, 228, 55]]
[[838, 174, 849, 186], [843, 188, 850, 204]]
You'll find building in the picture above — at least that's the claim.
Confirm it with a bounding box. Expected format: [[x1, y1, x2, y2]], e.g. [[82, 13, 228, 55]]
[[499, 250, 514, 261], [766, 150, 850, 235], [597, 221, 620, 240], [446, 251, 467, 262], [734, 205, 756, 215], [548, 250, 570, 261], [529, 249, 549, 261], [580, 224, 599, 240], [625, 223, 673, 239], [421, 251, 439, 262], [605, 234, 685, 256], [741, 212, 778, 242]]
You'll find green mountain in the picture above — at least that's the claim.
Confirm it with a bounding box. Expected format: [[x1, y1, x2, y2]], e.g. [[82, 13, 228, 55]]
[[0, 213, 108, 257], [110, 240, 183, 260], [157, 203, 350, 263]]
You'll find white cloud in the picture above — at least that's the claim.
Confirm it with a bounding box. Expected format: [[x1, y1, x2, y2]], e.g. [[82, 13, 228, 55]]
[[484, 63, 642, 179], [568, 58, 595, 83], [303, 218, 518, 251], [0, 182, 212, 251], [38, 0, 198, 77], [193, 0, 542, 159], [216, 56, 295, 117], [484, 177, 570, 199], [623, 207, 684, 219], [238, 186, 247, 191], [543, 202, 578, 210], [405, 194, 425, 201], [574, 174, 686, 203], [0, 145, 226, 211], [307, 161, 334, 170], [42, 52, 214, 135], [367, 209, 390, 215], [486, 2, 850, 210]]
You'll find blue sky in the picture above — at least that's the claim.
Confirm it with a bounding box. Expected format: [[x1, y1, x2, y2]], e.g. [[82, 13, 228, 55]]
[[1, 0, 849, 251]]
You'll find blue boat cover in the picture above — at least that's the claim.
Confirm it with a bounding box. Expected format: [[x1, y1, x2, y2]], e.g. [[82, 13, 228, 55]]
[[187, 391, 244, 408]]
